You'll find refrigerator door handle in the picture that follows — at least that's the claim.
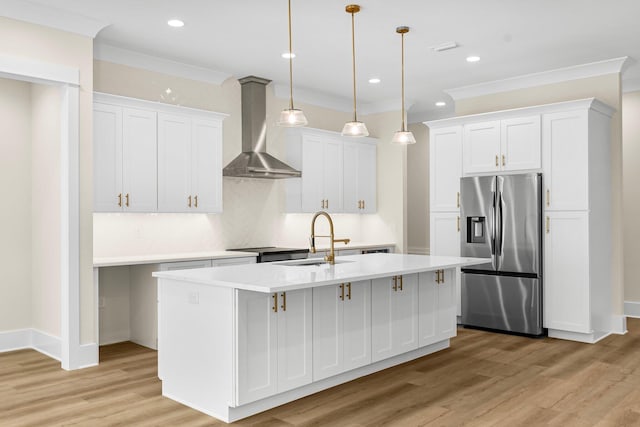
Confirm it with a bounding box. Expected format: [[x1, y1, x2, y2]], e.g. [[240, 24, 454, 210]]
[[489, 177, 497, 270], [498, 189, 505, 262]]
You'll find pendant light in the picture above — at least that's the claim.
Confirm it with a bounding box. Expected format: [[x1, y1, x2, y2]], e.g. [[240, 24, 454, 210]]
[[342, 4, 369, 137], [278, 0, 308, 127], [391, 26, 416, 145]]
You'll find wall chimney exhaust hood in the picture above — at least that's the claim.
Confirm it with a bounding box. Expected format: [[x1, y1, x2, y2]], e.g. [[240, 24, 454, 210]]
[[223, 76, 302, 179]]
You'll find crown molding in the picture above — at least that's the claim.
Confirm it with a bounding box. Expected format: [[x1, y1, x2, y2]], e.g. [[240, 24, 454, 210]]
[[273, 82, 404, 115], [445, 57, 630, 101], [94, 42, 232, 85], [0, 0, 108, 38]]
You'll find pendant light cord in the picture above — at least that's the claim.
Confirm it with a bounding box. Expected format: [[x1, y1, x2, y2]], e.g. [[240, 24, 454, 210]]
[[400, 31, 406, 132], [351, 10, 357, 122], [288, 0, 294, 110]]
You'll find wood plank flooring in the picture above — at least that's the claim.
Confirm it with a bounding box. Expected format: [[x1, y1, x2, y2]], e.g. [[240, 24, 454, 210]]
[[2, 320, 640, 426]]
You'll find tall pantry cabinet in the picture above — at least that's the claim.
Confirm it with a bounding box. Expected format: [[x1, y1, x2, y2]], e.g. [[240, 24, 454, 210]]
[[426, 98, 616, 343]]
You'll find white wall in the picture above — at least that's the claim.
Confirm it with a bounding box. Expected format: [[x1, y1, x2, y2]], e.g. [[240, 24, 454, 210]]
[[0, 78, 32, 331], [406, 122, 429, 254], [93, 60, 402, 258], [30, 84, 62, 336]]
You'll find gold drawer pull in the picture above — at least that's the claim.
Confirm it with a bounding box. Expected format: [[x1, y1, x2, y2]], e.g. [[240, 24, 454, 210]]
[[546, 216, 550, 234], [272, 293, 278, 313], [546, 189, 550, 207], [502, 154, 506, 167], [399, 275, 403, 291], [125, 193, 130, 207], [495, 155, 499, 167], [194, 195, 198, 208], [188, 195, 192, 207], [118, 193, 122, 207], [280, 292, 287, 311], [347, 282, 351, 300], [339, 283, 345, 301], [392, 276, 398, 291]]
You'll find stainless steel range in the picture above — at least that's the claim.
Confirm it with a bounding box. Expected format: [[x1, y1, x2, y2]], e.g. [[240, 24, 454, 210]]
[[228, 247, 309, 263]]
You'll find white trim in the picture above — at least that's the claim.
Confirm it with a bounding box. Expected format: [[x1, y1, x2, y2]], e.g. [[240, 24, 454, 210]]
[[93, 92, 229, 121], [0, 54, 79, 85], [624, 300, 640, 317], [610, 315, 628, 335], [407, 246, 429, 255], [94, 43, 231, 85], [547, 328, 611, 344], [445, 57, 629, 101], [76, 343, 99, 369], [0, 0, 108, 37], [0, 328, 62, 361], [425, 98, 616, 129]]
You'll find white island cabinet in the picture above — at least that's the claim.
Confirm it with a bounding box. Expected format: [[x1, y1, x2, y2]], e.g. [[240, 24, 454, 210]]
[[153, 253, 487, 423]]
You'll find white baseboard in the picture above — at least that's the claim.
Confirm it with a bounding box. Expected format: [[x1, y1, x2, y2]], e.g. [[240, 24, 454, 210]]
[[0, 329, 32, 352], [624, 301, 640, 318], [0, 328, 61, 361], [99, 329, 130, 346], [407, 246, 429, 255], [77, 343, 99, 369], [611, 314, 628, 335]]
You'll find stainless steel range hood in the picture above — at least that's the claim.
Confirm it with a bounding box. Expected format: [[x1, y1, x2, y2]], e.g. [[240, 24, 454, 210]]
[[223, 76, 301, 179]]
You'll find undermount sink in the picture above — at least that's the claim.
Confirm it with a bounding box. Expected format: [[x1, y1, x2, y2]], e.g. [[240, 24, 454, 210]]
[[276, 259, 354, 267]]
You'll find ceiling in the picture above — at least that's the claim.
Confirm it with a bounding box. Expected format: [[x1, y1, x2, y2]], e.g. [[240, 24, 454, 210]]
[[11, 0, 640, 121]]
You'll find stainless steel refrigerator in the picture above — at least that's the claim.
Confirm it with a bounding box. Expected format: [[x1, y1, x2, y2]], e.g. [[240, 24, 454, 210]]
[[460, 173, 544, 336]]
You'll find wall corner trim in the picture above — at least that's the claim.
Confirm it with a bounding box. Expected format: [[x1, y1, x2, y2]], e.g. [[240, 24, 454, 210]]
[[445, 57, 629, 101]]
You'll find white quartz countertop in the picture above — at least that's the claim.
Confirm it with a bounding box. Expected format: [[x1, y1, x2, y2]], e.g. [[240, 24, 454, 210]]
[[152, 253, 489, 293], [93, 251, 258, 268]]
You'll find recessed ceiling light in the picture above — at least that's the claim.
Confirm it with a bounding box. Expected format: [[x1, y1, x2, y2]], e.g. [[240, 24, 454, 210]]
[[167, 19, 184, 28], [466, 55, 481, 63], [435, 101, 446, 107], [281, 52, 296, 59], [368, 78, 381, 84]]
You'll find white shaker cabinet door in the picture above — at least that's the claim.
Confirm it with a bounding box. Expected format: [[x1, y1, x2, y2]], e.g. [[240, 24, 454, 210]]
[[501, 115, 541, 171], [463, 121, 500, 175], [391, 274, 419, 355], [301, 134, 325, 212], [157, 113, 191, 212], [429, 212, 461, 257], [343, 143, 359, 214], [277, 288, 313, 393], [191, 118, 223, 213], [122, 107, 157, 212], [342, 280, 371, 371], [429, 126, 462, 212], [236, 291, 278, 406], [542, 110, 589, 211], [544, 211, 591, 333], [323, 137, 344, 213], [93, 103, 123, 212], [313, 284, 344, 380], [357, 142, 377, 213], [419, 268, 458, 348], [436, 269, 456, 339]]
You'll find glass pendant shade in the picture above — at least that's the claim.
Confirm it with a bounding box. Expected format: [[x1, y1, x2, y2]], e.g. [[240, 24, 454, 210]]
[[391, 130, 416, 145], [342, 120, 369, 137], [278, 108, 308, 127]]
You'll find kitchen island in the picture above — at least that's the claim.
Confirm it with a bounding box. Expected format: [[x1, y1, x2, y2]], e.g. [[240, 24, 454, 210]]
[[153, 253, 487, 423]]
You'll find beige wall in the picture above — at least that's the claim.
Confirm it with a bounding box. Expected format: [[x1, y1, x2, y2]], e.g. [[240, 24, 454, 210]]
[[456, 74, 624, 315], [0, 17, 94, 343], [31, 84, 62, 336], [406, 122, 429, 254], [93, 60, 402, 258], [0, 78, 32, 331], [623, 90, 640, 302]]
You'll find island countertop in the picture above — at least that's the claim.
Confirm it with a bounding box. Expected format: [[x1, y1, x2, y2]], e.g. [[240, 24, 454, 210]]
[[152, 253, 488, 293]]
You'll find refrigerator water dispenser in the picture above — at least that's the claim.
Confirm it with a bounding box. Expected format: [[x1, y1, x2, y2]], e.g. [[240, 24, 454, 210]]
[[467, 217, 485, 243]]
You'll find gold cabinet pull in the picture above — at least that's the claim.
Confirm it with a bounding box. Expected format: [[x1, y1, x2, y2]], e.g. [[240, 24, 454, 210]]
[[457, 192, 460, 208], [125, 193, 130, 207], [546, 189, 550, 207], [399, 275, 403, 291], [392, 276, 398, 292], [326, 199, 329, 209], [440, 270, 445, 283], [194, 195, 198, 208], [118, 193, 122, 207], [457, 216, 460, 232], [435, 270, 440, 284], [502, 154, 506, 167], [188, 195, 192, 207], [280, 292, 287, 311], [495, 155, 499, 167], [272, 293, 278, 313], [546, 216, 550, 234], [346, 282, 351, 300], [358, 200, 361, 209], [362, 200, 365, 209], [339, 283, 345, 301], [321, 199, 324, 209]]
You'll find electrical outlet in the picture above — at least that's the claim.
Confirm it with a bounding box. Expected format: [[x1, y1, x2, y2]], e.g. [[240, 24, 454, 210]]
[[188, 292, 199, 305]]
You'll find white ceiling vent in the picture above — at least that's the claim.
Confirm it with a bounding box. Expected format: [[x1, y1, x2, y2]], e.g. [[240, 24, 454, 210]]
[[430, 41, 459, 52]]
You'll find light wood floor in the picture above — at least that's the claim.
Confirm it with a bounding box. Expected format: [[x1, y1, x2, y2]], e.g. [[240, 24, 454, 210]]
[[2, 320, 640, 426]]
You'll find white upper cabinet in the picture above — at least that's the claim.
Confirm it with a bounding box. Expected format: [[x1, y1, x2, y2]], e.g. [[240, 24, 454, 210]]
[[286, 127, 377, 214], [542, 110, 589, 211], [462, 116, 541, 175], [429, 126, 462, 212], [158, 114, 223, 213], [344, 140, 377, 213], [94, 93, 226, 214], [94, 102, 157, 212], [501, 116, 541, 171], [463, 121, 501, 174]]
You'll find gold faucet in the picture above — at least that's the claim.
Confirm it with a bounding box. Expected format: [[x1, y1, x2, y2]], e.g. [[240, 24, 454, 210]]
[[310, 211, 351, 264]]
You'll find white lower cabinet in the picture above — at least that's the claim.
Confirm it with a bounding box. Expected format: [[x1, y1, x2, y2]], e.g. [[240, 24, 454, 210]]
[[418, 269, 456, 347], [544, 211, 590, 333], [371, 274, 419, 362], [313, 280, 371, 381], [236, 288, 312, 406]]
